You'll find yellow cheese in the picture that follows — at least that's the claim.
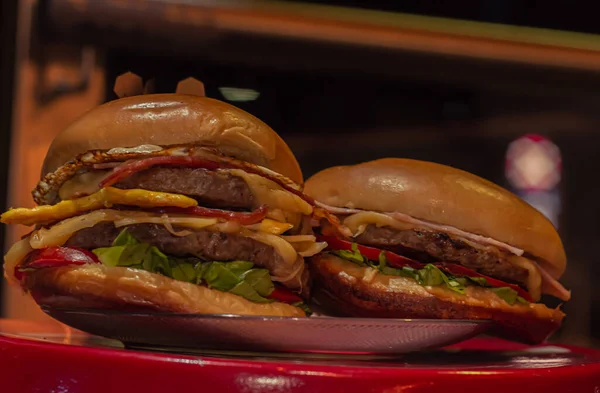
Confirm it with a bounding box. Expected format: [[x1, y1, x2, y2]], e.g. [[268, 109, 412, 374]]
[[343, 211, 415, 236], [246, 218, 294, 235], [226, 169, 313, 215], [1, 187, 198, 226]]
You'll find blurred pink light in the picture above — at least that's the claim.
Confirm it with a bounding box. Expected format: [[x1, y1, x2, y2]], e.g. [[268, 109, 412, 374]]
[[505, 134, 562, 191]]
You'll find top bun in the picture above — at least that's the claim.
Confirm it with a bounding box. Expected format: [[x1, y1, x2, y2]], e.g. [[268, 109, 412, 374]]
[[304, 158, 566, 278], [41, 94, 303, 184]]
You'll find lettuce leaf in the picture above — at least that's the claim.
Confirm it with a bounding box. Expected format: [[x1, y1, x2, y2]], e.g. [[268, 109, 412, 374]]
[[331, 244, 526, 303], [241, 269, 274, 297], [490, 287, 520, 305], [92, 229, 276, 304], [292, 301, 313, 316], [332, 243, 365, 265]]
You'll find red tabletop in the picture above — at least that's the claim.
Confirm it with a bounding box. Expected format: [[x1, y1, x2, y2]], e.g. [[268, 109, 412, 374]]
[[1, 319, 599, 393]]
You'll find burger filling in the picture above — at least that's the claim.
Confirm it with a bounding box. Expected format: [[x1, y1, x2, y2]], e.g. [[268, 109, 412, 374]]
[[354, 224, 529, 288], [319, 235, 532, 305], [65, 222, 302, 286], [3, 146, 327, 314], [316, 206, 571, 303], [15, 229, 309, 311], [63, 167, 255, 209]]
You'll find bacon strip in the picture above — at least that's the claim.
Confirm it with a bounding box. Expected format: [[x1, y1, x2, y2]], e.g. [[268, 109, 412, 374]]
[[312, 207, 352, 238], [151, 205, 268, 225], [100, 156, 225, 187]]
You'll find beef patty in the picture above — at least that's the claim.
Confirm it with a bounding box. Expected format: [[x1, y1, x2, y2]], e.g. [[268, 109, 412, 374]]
[[114, 167, 254, 209], [354, 225, 529, 287], [66, 222, 291, 278]]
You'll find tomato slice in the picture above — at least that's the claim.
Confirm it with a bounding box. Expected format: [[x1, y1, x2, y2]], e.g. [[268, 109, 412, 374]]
[[15, 247, 100, 281], [152, 204, 268, 225], [267, 286, 303, 304], [319, 235, 423, 269], [318, 235, 533, 302], [435, 262, 532, 301]]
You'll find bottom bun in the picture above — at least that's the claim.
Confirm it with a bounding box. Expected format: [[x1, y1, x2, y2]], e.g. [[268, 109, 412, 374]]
[[311, 254, 565, 344], [24, 264, 306, 317]]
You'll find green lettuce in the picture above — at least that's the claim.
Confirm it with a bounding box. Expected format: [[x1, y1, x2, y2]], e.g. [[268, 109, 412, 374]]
[[331, 244, 528, 305], [92, 229, 276, 304], [332, 243, 365, 265]]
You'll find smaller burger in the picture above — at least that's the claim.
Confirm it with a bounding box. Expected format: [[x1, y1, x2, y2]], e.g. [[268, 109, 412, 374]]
[[2, 94, 327, 318], [305, 158, 570, 343]]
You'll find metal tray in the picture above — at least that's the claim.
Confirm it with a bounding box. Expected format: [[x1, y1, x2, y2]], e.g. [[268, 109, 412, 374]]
[[42, 307, 490, 355]]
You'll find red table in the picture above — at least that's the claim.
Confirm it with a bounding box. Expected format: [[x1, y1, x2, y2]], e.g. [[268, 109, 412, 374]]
[[1, 320, 599, 393]]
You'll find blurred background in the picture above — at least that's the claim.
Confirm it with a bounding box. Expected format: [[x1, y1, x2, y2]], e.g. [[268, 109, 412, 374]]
[[1, 0, 600, 347]]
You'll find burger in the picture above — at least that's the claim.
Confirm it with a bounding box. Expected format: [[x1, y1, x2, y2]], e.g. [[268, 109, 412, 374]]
[[304, 158, 570, 343], [2, 94, 328, 318]]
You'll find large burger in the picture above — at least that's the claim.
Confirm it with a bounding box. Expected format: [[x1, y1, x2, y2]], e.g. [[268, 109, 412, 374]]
[[2, 94, 327, 317], [304, 158, 570, 343]]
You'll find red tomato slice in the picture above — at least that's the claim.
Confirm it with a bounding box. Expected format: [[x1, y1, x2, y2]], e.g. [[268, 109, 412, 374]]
[[318, 235, 533, 302], [152, 204, 268, 225], [318, 235, 423, 269], [268, 286, 303, 304], [15, 247, 100, 281], [435, 262, 532, 301]]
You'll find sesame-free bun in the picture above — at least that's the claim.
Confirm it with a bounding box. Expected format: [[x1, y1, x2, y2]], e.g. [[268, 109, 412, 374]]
[[41, 94, 303, 184], [304, 158, 566, 278], [311, 254, 564, 344], [24, 264, 306, 318]]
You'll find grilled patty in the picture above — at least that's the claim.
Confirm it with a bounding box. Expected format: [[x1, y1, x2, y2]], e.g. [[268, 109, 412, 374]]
[[354, 225, 529, 287], [66, 222, 289, 277], [114, 167, 254, 209]]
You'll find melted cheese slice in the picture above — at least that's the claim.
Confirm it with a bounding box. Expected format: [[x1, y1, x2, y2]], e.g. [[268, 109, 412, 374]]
[[245, 219, 294, 235], [2, 187, 198, 226], [225, 169, 313, 215], [343, 211, 415, 235]]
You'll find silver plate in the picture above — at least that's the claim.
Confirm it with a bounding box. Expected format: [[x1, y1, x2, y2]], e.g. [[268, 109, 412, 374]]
[[42, 307, 490, 355]]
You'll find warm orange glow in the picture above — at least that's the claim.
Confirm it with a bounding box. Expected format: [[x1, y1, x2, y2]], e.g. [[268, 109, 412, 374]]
[[3, 59, 105, 320]]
